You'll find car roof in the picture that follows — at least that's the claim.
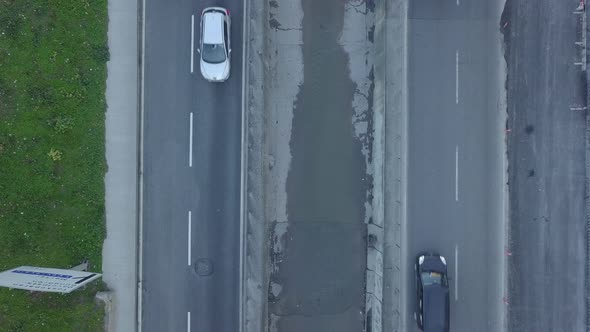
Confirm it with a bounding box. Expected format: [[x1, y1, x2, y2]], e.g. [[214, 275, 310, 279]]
[[423, 285, 450, 332], [202, 11, 224, 44]]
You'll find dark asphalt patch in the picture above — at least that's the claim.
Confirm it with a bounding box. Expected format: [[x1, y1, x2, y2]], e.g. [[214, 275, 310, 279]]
[[267, 0, 370, 330]]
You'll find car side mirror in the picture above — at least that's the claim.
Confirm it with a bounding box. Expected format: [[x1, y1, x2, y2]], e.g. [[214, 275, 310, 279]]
[[229, 49, 232, 53]]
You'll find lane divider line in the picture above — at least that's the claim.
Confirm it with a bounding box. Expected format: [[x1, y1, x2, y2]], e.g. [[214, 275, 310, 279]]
[[455, 145, 459, 202], [189, 112, 194, 167], [187, 311, 191, 332], [455, 244, 459, 301], [191, 14, 195, 74], [455, 51, 459, 104], [188, 211, 192, 266]]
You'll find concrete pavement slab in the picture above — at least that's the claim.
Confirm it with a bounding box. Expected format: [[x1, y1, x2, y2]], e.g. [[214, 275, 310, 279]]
[[102, 0, 139, 331]]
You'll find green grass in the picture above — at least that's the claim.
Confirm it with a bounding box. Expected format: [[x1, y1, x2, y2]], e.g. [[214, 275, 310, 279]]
[[0, 0, 108, 330]]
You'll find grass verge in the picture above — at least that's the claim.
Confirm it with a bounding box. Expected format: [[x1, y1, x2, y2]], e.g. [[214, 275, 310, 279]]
[[0, 0, 108, 330]]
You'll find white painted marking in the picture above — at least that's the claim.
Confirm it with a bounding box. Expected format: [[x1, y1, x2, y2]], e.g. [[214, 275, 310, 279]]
[[187, 311, 191, 332], [455, 146, 459, 201], [455, 51, 459, 104], [191, 14, 195, 73], [238, 0, 249, 329], [189, 112, 194, 167], [188, 211, 192, 266], [457, 0, 460, 6], [138, 0, 147, 329], [454, 245, 459, 301]]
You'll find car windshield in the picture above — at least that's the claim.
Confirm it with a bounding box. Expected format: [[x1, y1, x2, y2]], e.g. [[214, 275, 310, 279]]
[[202, 43, 226, 64], [421, 271, 442, 286]]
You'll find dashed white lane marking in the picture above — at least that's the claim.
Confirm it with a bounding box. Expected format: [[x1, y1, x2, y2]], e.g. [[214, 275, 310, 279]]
[[456, 51, 459, 104], [190, 14, 195, 73], [189, 112, 194, 167], [188, 211, 192, 266], [455, 244, 459, 301], [187, 311, 191, 332], [455, 145, 459, 202]]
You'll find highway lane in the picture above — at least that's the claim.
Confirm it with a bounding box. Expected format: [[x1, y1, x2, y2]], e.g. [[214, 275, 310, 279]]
[[406, 0, 504, 331], [141, 0, 243, 331], [502, 0, 586, 330]]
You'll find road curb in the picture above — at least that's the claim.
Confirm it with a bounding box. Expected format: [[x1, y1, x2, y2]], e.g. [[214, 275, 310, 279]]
[[241, 0, 268, 331], [364, 1, 386, 330], [585, 6, 590, 331], [365, 0, 409, 331], [587, 115, 590, 329], [380, 0, 408, 331]]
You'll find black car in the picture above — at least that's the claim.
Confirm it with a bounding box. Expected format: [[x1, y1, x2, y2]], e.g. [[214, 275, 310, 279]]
[[415, 253, 450, 332]]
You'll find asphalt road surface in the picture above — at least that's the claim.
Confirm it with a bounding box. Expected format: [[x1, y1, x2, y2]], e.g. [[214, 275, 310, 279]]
[[266, 0, 369, 331], [502, 0, 586, 330], [406, 0, 504, 331], [141, 0, 243, 331]]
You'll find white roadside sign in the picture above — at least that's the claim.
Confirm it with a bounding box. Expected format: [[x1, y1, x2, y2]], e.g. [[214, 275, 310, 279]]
[[0, 266, 102, 293]]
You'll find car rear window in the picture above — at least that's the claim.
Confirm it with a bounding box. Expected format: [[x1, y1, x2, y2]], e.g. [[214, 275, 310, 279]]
[[421, 272, 442, 286], [201, 43, 226, 64]]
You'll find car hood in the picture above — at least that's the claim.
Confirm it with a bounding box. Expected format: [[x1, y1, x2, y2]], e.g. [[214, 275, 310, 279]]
[[200, 60, 230, 82], [423, 284, 450, 332]]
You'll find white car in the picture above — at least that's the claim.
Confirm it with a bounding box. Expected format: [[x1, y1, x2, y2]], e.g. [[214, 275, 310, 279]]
[[198, 7, 231, 82]]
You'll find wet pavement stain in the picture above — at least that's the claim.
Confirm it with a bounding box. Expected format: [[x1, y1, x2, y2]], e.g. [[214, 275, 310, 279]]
[[268, 0, 368, 330], [287, 0, 366, 225]]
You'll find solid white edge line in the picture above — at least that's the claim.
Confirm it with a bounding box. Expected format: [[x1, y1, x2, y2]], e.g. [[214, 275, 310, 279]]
[[455, 51, 459, 104], [190, 14, 194, 73], [238, 0, 249, 330], [455, 146, 459, 201], [188, 211, 192, 266], [455, 245, 459, 301], [138, 0, 147, 329], [189, 112, 193, 167], [399, 0, 410, 328], [187, 311, 191, 332]]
